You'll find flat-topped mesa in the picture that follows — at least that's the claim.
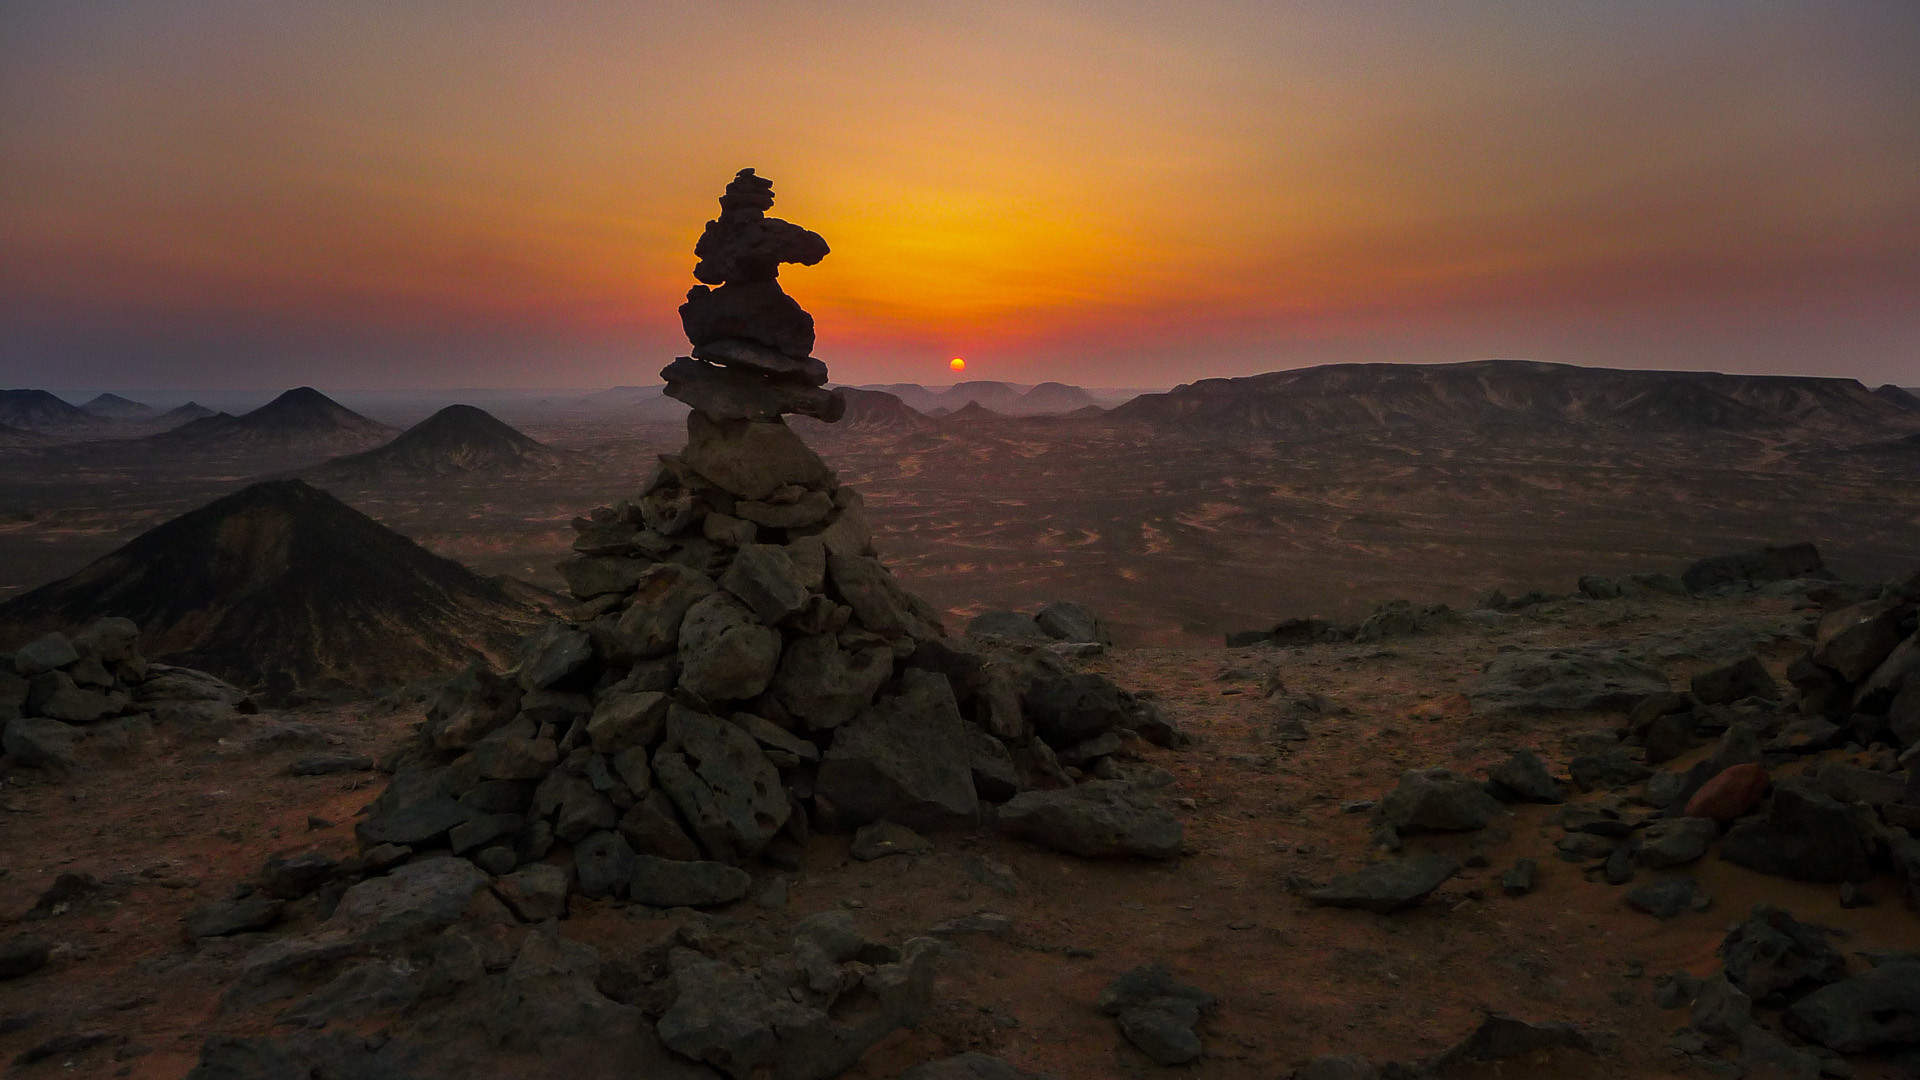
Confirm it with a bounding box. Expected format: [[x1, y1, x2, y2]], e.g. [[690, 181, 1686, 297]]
[[670, 168, 845, 424]]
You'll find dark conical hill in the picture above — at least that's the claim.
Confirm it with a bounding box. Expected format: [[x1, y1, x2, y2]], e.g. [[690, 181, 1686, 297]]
[[81, 393, 158, 419], [146, 387, 394, 455], [0, 389, 110, 434], [0, 479, 542, 699], [157, 401, 217, 426], [307, 404, 564, 480]]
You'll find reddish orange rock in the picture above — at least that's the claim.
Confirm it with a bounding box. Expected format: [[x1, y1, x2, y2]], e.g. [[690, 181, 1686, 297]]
[[1685, 762, 1770, 822]]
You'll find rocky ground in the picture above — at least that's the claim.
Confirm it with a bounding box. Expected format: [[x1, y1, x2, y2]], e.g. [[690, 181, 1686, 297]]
[[3, 573, 1917, 1079]]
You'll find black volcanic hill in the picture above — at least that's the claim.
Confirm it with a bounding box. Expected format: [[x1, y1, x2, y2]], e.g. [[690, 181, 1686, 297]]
[[1110, 359, 1920, 436], [81, 392, 158, 419], [157, 401, 217, 426], [148, 386, 394, 455], [0, 479, 542, 699], [0, 389, 110, 434], [307, 404, 565, 480]]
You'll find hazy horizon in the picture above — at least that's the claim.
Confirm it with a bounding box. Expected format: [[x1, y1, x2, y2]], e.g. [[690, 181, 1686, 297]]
[[4, 1, 1917, 389]]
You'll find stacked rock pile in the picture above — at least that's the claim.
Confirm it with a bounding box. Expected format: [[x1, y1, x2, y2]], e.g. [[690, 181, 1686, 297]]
[[1, 618, 253, 769], [173, 170, 1189, 1080], [661, 167, 844, 425]]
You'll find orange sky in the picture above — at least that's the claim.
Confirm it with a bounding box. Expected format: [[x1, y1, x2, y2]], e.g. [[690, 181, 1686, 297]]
[[2, 2, 1916, 390]]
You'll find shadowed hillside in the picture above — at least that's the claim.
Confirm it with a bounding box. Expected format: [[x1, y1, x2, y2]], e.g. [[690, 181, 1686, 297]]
[[0, 389, 111, 435], [1111, 359, 1920, 435], [305, 404, 567, 480], [0, 479, 543, 699]]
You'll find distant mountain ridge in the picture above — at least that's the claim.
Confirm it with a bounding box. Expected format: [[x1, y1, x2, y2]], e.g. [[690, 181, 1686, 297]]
[[0, 479, 541, 699], [80, 393, 158, 419], [307, 404, 566, 480], [146, 386, 394, 454], [859, 380, 1108, 416], [0, 389, 111, 434], [1110, 360, 1920, 435]]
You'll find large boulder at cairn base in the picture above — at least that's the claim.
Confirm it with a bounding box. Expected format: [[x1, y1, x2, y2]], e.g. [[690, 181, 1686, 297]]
[[0, 480, 541, 700], [815, 670, 978, 831]]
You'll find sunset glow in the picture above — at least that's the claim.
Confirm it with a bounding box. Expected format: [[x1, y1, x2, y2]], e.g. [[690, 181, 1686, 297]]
[[1, 2, 1915, 390]]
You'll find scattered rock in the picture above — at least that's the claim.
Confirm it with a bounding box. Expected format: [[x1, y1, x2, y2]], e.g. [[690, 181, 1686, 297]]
[[1099, 964, 1215, 1067], [287, 752, 373, 776], [1784, 960, 1920, 1052], [0, 935, 51, 981], [1501, 858, 1538, 896], [1486, 748, 1562, 803], [992, 782, 1182, 859], [1684, 761, 1770, 822], [1637, 817, 1718, 869], [1374, 768, 1502, 831], [1691, 656, 1779, 705], [1721, 904, 1847, 1000], [324, 857, 489, 945], [1720, 783, 1871, 883], [1471, 647, 1669, 714], [1625, 877, 1710, 919], [1306, 854, 1461, 914], [849, 821, 933, 861]]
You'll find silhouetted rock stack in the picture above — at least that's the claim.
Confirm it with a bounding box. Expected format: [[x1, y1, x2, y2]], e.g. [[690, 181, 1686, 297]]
[[663, 169, 844, 424], [350, 171, 1186, 880], [178, 171, 1187, 1080]]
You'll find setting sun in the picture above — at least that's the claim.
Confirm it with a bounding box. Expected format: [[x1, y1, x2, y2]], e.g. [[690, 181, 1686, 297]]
[[949, 358, 966, 373]]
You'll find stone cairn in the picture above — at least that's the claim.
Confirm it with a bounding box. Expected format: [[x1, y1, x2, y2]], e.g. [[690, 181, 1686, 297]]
[[235, 171, 1189, 1078], [2, 618, 253, 770], [357, 167, 1185, 887]]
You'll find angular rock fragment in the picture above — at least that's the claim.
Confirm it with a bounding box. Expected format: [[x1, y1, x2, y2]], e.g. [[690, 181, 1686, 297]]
[[816, 670, 977, 831], [993, 781, 1181, 858], [1306, 854, 1460, 914], [1375, 768, 1502, 832]]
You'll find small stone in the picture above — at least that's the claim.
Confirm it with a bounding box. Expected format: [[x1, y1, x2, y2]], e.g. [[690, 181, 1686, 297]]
[[1486, 748, 1562, 803], [1306, 854, 1461, 914], [850, 821, 934, 861], [185, 896, 284, 939], [1501, 857, 1538, 896], [1626, 877, 1710, 919], [287, 753, 373, 776], [0, 935, 53, 981]]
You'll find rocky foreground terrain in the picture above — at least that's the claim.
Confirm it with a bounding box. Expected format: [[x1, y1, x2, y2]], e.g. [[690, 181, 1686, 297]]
[[1, 547, 1917, 1079]]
